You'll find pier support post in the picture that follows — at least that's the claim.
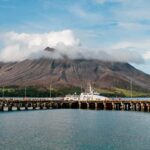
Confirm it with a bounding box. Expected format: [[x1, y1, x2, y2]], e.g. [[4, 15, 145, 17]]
[[0, 105, 4, 111], [146, 103, 150, 112], [60, 103, 63, 108], [130, 103, 134, 111], [46, 103, 50, 109], [86, 103, 89, 109], [17, 104, 21, 111], [32, 103, 37, 110], [112, 102, 115, 110], [121, 103, 125, 110], [36, 103, 39, 109], [25, 104, 28, 110], [8, 105, 12, 111], [43, 103, 47, 109], [136, 103, 140, 111], [133, 103, 136, 111], [140, 103, 145, 111], [49, 103, 52, 109], [54, 102, 58, 108], [69, 103, 72, 108], [95, 103, 98, 110], [126, 103, 131, 110], [40, 105, 43, 109], [103, 102, 106, 110], [78, 102, 81, 109]]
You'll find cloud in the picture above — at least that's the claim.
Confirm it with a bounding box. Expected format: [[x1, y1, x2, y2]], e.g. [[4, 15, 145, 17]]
[[0, 30, 80, 61], [93, 0, 150, 30], [111, 0, 150, 22], [144, 52, 150, 60], [117, 22, 150, 30], [53, 45, 144, 64], [0, 30, 145, 64], [111, 40, 150, 62], [69, 5, 103, 23], [94, 0, 128, 4]]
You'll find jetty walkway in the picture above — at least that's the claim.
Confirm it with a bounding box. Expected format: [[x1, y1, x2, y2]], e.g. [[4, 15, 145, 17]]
[[0, 98, 150, 112]]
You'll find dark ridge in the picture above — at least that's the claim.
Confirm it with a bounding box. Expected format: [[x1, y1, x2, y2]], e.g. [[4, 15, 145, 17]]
[[44, 47, 56, 52]]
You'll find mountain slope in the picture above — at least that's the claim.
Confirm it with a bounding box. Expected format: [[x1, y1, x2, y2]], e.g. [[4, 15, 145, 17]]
[[0, 58, 149, 92]]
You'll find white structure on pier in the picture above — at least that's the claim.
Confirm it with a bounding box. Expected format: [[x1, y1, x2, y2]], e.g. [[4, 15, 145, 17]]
[[64, 84, 109, 101]]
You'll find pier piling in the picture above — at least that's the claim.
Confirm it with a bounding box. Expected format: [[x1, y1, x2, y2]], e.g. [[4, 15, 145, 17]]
[[0, 99, 149, 112]]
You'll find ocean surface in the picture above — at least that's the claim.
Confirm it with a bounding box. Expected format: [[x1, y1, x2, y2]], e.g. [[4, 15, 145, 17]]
[[0, 109, 150, 150]]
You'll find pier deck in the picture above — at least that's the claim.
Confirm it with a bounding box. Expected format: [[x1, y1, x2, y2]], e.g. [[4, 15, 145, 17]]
[[0, 98, 150, 112]]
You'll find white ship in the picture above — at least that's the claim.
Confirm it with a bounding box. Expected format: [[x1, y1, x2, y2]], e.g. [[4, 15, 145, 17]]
[[64, 84, 109, 101]]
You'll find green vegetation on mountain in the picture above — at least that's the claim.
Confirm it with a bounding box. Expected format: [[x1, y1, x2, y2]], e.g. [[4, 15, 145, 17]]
[[96, 88, 150, 97], [0, 86, 149, 98]]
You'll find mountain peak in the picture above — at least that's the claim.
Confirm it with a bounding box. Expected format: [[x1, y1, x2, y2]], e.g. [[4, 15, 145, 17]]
[[44, 47, 56, 52]]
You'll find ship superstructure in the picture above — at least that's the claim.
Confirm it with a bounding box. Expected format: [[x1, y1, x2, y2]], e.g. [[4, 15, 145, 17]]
[[64, 84, 109, 101]]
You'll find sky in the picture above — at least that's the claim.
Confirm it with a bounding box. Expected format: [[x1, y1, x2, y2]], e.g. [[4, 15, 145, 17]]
[[0, 0, 150, 74]]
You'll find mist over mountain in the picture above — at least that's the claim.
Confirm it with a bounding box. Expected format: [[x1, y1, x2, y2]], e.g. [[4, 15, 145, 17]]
[[0, 31, 144, 64], [0, 58, 149, 92]]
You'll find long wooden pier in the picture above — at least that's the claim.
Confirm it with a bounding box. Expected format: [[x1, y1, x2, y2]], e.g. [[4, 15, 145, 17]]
[[0, 98, 150, 112]]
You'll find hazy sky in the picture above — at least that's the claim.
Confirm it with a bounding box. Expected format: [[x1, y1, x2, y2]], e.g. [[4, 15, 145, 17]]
[[0, 0, 150, 74]]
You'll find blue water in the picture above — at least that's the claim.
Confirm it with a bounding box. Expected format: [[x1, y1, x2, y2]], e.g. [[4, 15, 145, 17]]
[[0, 110, 150, 150]]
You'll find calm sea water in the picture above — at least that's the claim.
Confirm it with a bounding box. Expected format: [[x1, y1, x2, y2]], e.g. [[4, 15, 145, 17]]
[[0, 109, 150, 150]]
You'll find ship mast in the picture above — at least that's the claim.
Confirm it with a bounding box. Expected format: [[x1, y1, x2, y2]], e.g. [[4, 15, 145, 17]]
[[130, 79, 133, 98], [25, 87, 26, 98], [89, 83, 94, 100], [49, 84, 51, 98], [89, 83, 93, 93], [2, 86, 4, 98]]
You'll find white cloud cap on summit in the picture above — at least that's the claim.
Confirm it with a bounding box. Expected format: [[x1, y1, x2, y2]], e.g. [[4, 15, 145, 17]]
[[0, 30, 80, 62], [0, 30, 146, 64]]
